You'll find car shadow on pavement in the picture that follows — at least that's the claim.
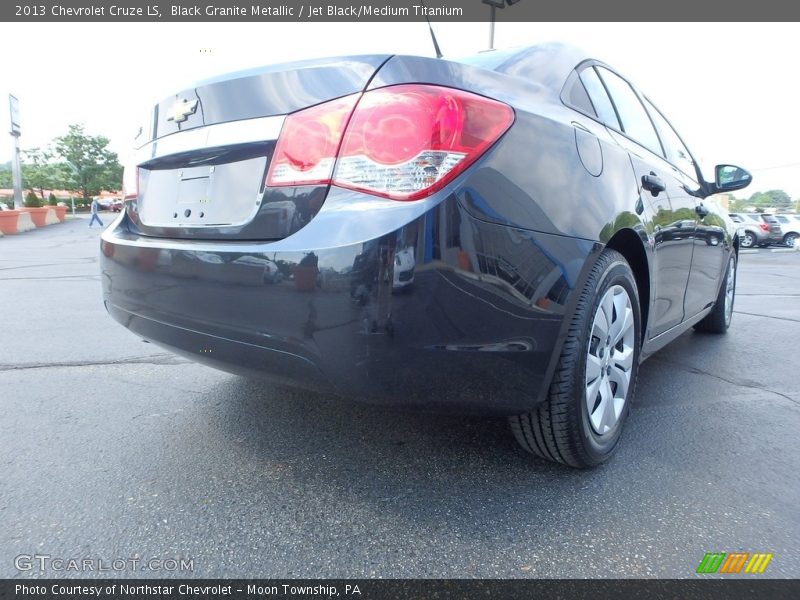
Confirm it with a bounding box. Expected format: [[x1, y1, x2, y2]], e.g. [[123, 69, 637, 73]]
[[203, 375, 610, 528]]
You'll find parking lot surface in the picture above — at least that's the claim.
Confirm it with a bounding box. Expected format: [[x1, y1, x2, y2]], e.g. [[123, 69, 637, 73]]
[[1, 216, 799, 578]]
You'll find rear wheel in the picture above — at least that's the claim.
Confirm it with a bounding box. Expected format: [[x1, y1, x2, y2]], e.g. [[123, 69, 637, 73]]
[[510, 249, 641, 468], [694, 252, 736, 333], [784, 232, 798, 248], [740, 231, 756, 248]]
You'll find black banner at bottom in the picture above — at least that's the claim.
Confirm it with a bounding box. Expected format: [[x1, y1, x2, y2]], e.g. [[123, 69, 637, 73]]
[[2, 579, 799, 600]]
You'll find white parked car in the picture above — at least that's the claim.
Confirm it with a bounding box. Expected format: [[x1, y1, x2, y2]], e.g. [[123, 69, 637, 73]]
[[773, 214, 800, 247], [392, 246, 415, 290]]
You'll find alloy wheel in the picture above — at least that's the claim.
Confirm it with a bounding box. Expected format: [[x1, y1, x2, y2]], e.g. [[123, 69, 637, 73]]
[[585, 285, 635, 435], [724, 256, 736, 326]]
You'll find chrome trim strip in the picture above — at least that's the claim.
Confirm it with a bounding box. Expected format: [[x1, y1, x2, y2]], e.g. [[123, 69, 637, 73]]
[[135, 115, 286, 163]]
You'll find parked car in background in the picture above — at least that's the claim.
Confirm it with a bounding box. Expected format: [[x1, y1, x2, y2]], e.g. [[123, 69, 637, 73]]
[[111, 199, 124, 212], [728, 213, 782, 248], [759, 214, 785, 245], [94, 198, 114, 211], [773, 214, 800, 247], [102, 43, 752, 468], [392, 246, 415, 290], [231, 255, 284, 284]]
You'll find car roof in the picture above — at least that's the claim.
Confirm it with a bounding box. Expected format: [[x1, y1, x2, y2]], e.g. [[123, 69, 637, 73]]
[[453, 43, 590, 94]]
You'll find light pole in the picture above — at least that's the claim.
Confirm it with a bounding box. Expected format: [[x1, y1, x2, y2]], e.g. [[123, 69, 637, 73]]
[[482, 0, 522, 50], [63, 160, 79, 217], [8, 95, 23, 210]]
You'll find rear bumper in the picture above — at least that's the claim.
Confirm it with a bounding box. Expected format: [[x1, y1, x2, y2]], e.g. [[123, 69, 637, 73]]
[[100, 192, 593, 415]]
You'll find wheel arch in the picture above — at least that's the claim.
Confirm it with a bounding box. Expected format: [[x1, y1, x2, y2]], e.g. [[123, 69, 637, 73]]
[[532, 226, 651, 406], [604, 228, 650, 342]]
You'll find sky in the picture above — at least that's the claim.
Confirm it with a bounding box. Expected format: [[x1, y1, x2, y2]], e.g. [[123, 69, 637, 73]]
[[1, 21, 798, 198]]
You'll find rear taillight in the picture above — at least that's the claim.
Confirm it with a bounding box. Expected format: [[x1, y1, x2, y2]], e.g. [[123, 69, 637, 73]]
[[122, 164, 138, 200], [266, 94, 359, 187], [266, 85, 514, 201], [759, 222, 770, 232], [334, 85, 514, 200]]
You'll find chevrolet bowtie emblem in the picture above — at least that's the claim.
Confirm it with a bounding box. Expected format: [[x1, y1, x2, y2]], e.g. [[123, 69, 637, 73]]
[[166, 98, 198, 123]]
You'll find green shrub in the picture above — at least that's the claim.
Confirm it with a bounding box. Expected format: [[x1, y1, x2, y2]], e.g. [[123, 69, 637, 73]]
[[24, 191, 42, 208], [47, 193, 58, 206]]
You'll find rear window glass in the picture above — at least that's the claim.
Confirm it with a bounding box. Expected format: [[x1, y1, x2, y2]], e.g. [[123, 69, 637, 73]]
[[565, 77, 596, 116], [595, 67, 663, 157], [579, 67, 620, 130]]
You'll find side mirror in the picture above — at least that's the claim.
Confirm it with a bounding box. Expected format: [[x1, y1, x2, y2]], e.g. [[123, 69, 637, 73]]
[[714, 164, 752, 192]]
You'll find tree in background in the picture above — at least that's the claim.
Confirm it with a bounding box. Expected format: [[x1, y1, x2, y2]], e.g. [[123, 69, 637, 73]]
[[729, 196, 748, 212], [21, 147, 65, 200], [54, 125, 122, 201], [730, 189, 796, 212], [748, 189, 792, 211]]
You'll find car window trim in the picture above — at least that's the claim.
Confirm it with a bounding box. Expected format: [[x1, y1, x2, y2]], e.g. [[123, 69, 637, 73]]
[[593, 65, 667, 159], [561, 62, 614, 127], [640, 96, 701, 185], [562, 70, 598, 118], [562, 60, 683, 167], [562, 61, 710, 189]]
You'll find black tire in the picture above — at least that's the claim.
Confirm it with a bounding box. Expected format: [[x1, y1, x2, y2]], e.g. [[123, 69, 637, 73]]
[[694, 252, 736, 334], [740, 231, 756, 248], [784, 233, 798, 248], [510, 249, 641, 469]]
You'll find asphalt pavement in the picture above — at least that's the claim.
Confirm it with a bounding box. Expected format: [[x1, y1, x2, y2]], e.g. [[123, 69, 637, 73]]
[[1, 215, 798, 578]]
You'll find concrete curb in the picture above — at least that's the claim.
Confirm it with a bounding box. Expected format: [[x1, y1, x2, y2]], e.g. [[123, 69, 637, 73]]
[[17, 211, 35, 232], [740, 246, 798, 255]]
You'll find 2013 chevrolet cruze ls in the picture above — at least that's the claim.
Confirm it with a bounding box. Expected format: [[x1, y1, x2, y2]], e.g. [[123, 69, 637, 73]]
[[101, 44, 752, 468]]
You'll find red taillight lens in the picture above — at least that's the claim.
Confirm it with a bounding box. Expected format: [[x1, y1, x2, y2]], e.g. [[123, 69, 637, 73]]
[[266, 94, 360, 187], [334, 85, 514, 200], [264, 85, 514, 201], [759, 222, 770, 232]]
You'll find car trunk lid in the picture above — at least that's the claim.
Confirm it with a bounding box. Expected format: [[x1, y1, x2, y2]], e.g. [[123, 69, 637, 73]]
[[127, 55, 390, 241]]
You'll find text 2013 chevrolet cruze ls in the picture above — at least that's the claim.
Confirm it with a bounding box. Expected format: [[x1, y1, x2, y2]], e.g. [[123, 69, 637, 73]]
[[101, 44, 752, 468]]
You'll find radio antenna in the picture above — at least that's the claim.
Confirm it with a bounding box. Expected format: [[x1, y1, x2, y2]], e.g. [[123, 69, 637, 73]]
[[420, 0, 443, 58]]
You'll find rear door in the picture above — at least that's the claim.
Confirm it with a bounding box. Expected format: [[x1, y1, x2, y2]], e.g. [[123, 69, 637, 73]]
[[592, 66, 697, 337], [642, 98, 726, 318]]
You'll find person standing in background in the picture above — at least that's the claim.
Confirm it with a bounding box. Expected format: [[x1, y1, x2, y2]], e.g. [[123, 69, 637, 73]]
[[89, 198, 104, 228]]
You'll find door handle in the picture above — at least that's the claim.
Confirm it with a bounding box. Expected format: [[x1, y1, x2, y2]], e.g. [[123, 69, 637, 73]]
[[641, 172, 666, 197], [695, 204, 709, 218]]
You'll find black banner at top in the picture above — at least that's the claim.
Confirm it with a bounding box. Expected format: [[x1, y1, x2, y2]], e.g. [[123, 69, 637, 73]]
[[3, 0, 800, 22]]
